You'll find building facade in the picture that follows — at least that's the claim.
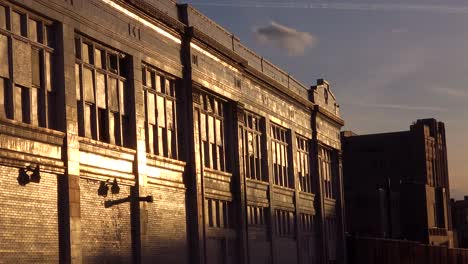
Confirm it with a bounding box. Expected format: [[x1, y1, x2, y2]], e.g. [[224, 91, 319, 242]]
[[0, 0, 346, 263], [342, 119, 454, 247]]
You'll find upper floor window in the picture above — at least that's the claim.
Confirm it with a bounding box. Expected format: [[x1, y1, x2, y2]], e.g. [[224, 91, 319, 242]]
[[319, 146, 336, 199], [75, 35, 131, 147], [0, 4, 56, 128], [271, 124, 292, 188], [297, 136, 312, 193], [196, 92, 226, 171], [142, 64, 177, 159], [243, 112, 265, 181]]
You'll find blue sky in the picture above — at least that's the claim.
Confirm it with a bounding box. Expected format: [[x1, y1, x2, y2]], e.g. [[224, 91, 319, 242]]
[[184, 0, 468, 199]]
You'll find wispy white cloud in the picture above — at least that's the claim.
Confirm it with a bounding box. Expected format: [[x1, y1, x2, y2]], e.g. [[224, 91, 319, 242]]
[[348, 102, 447, 112], [431, 87, 468, 98], [189, 1, 468, 14], [254, 21, 317, 56]]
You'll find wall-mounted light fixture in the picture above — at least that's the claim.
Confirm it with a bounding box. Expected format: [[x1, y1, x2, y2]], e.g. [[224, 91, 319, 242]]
[[97, 178, 120, 197], [17, 165, 40, 186], [97, 178, 154, 208]]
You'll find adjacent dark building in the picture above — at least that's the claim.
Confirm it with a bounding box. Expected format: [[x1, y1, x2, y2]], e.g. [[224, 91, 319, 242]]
[[0, 0, 346, 263], [452, 197, 468, 248], [342, 119, 454, 247]]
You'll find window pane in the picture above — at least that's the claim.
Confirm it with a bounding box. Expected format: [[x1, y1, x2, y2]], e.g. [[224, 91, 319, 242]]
[[11, 12, 23, 36], [45, 52, 52, 91], [13, 39, 31, 87], [44, 25, 53, 46], [157, 95, 165, 128], [108, 53, 117, 72], [119, 80, 126, 115], [0, 78, 5, 118], [156, 75, 161, 92], [0, 6, 6, 30], [82, 43, 92, 64], [147, 93, 155, 125], [75, 64, 80, 100], [31, 49, 40, 87], [108, 77, 118, 112], [145, 69, 151, 87], [166, 100, 173, 130], [30, 87, 38, 125], [83, 67, 94, 103], [28, 19, 38, 42], [14, 85, 22, 121], [0, 34, 9, 78], [96, 72, 106, 108], [95, 49, 104, 68]]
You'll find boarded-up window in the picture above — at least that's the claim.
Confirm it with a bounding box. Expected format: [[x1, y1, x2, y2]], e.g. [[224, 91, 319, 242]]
[[29, 19, 39, 42], [319, 146, 336, 199], [31, 48, 40, 87], [0, 34, 9, 78], [297, 136, 312, 193], [76, 35, 130, 147], [96, 72, 106, 108], [83, 67, 94, 103], [13, 39, 32, 87], [271, 124, 292, 188], [195, 92, 225, 171], [0, 6, 6, 29], [243, 112, 265, 181], [142, 64, 178, 159], [0, 5, 55, 128], [11, 11, 23, 36]]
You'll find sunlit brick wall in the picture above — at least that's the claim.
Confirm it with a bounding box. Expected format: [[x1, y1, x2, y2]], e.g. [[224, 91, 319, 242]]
[[0, 165, 59, 263], [80, 178, 132, 263]]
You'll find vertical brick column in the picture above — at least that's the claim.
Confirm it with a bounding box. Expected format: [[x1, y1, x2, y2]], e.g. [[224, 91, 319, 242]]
[[228, 102, 248, 264], [57, 21, 82, 264], [311, 112, 327, 264], [128, 52, 149, 263], [178, 21, 205, 264], [290, 131, 303, 263], [263, 117, 277, 264]]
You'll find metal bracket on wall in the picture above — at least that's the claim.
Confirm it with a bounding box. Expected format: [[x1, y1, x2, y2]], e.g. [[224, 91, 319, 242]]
[[104, 195, 154, 208]]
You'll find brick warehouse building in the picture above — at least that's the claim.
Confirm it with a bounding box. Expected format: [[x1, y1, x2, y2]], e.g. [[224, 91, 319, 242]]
[[0, 0, 346, 264], [342, 119, 454, 247]]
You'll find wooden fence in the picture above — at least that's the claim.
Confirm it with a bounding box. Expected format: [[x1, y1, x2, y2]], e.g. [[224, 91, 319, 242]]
[[347, 236, 468, 264]]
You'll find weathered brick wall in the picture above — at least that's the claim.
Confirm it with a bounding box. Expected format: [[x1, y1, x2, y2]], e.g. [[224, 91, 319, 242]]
[[0, 165, 59, 263], [143, 184, 188, 264], [80, 178, 132, 263]]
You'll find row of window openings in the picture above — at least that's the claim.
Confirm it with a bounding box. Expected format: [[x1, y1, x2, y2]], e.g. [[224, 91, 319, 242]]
[[247, 207, 315, 234], [243, 117, 316, 193], [0, 17, 337, 194]]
